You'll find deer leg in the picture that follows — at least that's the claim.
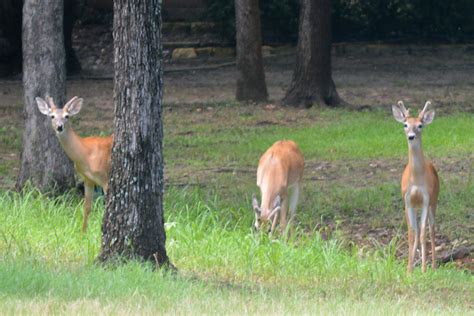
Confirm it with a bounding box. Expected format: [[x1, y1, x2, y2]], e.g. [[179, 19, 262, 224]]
[[412, 219, 419, 271], [288, 183, 300, 235], [405, 195, 417, 273], [279, 198, 289, 233], [420, 202, 429, 273], [270, 211, 279, 233], [82, 181, 94, 233], [429, 206, 436, 270]]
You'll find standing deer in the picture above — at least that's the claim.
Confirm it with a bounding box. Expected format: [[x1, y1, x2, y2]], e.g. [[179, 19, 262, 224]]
[[36, 96, 113, 232], [392, 100, 439, 273], [252, 140, 304, 233]]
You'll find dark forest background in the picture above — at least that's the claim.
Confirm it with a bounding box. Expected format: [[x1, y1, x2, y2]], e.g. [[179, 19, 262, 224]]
[[208, 0, 474, 43]]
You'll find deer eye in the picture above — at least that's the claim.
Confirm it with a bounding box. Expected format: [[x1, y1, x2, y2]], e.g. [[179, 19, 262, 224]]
[[403, 123, 408, 128], [418, 124, 423, 129], [51, 115, 55, 119], [65, 115, 69, 119]]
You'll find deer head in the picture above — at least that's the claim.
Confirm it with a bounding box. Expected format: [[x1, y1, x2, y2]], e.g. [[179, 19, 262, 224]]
[[36, 96, 83, 134], [252, 194, 281, 231], [392, 100, 435, 143]]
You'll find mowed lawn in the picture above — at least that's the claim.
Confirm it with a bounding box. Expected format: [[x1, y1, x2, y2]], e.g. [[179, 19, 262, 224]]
[[0, 103, 473, 314]]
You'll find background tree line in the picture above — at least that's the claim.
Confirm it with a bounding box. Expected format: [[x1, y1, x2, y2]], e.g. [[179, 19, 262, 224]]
[[209, 0, 474, 43]]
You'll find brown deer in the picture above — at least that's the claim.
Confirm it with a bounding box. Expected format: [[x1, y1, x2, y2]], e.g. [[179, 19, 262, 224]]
[[37, 96, 113, 232], [392, 100, 439, 273], [252, 140, 304, 233]]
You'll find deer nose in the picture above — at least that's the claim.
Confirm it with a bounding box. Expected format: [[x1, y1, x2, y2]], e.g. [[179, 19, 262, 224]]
[[57, 125, 64, 132], [408, 134, 415, 140]]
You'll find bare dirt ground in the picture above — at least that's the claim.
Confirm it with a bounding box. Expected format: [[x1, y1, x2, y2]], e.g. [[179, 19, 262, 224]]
[[1, 41, 473, 270]]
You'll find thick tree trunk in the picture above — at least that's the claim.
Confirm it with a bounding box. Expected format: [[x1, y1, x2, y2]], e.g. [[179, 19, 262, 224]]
[[235, 0, 268, 102], [282, 0, 343, 108], [99, 0, 171, 267], [17, 0, 75, 192]]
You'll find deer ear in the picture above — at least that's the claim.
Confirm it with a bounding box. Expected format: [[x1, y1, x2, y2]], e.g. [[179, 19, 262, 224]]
[[392, 104, 406, 123], [252, 194, 261, 215], [64, 97, 83, 116], [421, 110, 435, 125], [419, 101, 434, 125], [36, 97, 51, 115]]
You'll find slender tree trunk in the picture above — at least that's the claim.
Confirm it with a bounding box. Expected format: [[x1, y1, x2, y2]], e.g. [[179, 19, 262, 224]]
[[282, 0, 343, 108], [99, 0, 171, 267], [235, 0, 268, 102], [17, 0, 75, 192]]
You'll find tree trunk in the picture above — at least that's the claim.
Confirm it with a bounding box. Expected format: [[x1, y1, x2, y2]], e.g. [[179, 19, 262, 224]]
[[98, 0, 171, 267], [17, 0, 75, 192], [235, 0, 268, 102], [282, 0, 343, 108]]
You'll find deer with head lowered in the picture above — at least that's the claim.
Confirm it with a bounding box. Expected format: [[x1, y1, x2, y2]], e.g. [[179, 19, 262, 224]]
[[37, 96, 113, 232], [252, 140, 304, 233], [392, 100, 439, 273]]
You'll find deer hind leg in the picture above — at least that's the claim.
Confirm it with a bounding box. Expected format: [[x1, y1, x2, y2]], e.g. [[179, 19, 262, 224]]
[[279, 197, 289, 233], [288, 183, 300, 235], [429, 206, 436, 270], [82, 180, 94, 233], [420, 201, 429, 273]]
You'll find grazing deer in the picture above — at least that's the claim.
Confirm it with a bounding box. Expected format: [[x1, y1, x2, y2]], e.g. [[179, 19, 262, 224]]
[[392, 101, 439, 273], [36, 96, 113, 232], [252, 140, 304, 233]]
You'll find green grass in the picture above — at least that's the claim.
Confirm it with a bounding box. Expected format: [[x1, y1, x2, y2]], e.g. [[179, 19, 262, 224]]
[[164, 108, 474, 168], [0, 106, 473, 314], [0, 188, 472, 314]]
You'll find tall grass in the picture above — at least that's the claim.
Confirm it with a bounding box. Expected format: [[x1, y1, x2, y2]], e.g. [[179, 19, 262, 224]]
[[0, 188, 472, 314]]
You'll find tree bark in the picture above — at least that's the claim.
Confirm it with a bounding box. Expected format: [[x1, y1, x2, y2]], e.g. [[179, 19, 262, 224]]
[[98, 0, 171, 267], [235, 0, 268, 102], [282, 0, 343, 108], [17, 0, 75, 192]]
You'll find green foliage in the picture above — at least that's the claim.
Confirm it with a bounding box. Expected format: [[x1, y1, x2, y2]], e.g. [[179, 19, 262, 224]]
[[206, 0, 474, 42], [333, 0, 474, 41]]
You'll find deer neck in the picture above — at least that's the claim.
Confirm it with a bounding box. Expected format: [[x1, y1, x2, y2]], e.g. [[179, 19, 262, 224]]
[[407, 138, 426, 180], [56, 124, 88, 165]]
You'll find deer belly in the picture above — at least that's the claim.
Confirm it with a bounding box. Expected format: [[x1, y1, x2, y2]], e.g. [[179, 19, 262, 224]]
[[75, 165, 105, 188]]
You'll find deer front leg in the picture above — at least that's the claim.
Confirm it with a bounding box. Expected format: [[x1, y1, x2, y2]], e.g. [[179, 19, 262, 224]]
[[405, 195, 417, 273], [270, 211, 279, 233], [429, 207, 437, 270], [420, 202, 429, 273], [82, 181, 94, 233]]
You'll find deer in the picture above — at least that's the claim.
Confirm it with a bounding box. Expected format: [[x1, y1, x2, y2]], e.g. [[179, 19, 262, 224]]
[[36, 96, 113, 233], [392, 100, 439, 273], [252, 140, 304, 234]]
